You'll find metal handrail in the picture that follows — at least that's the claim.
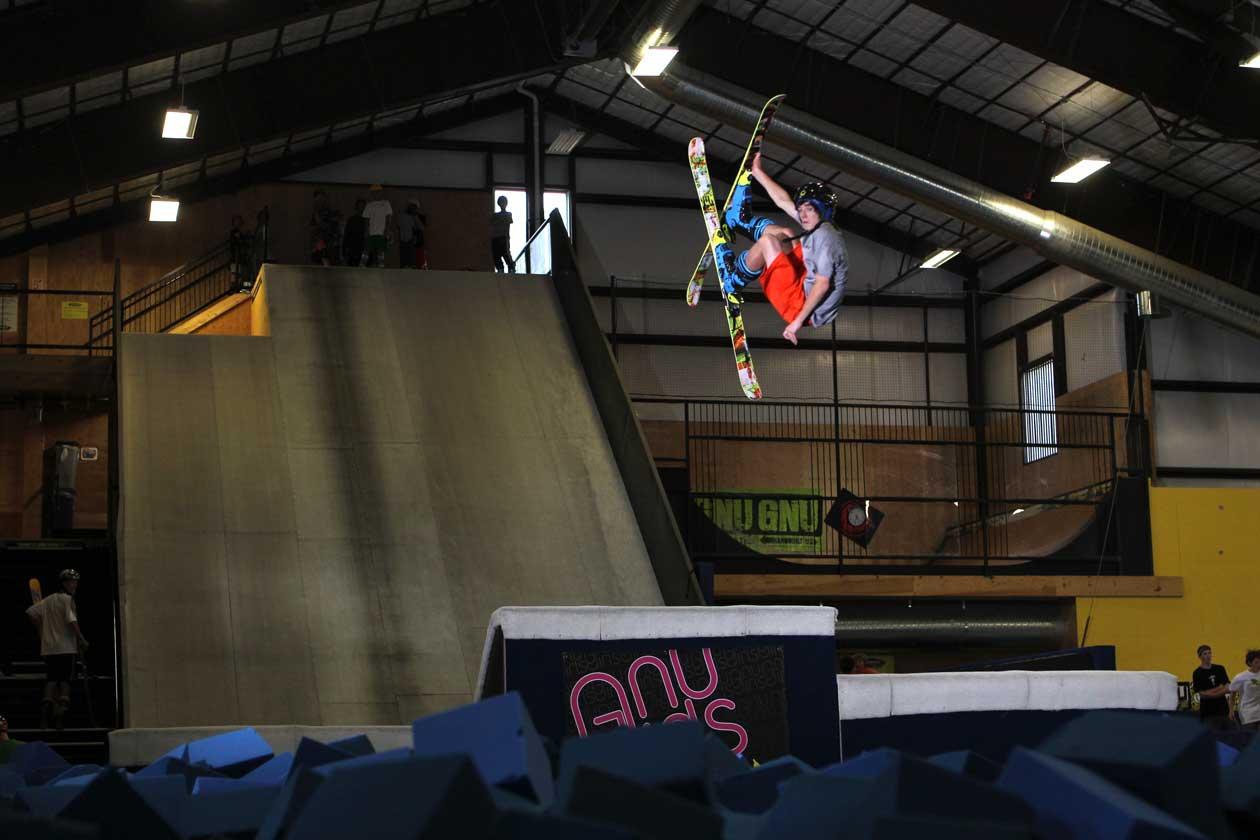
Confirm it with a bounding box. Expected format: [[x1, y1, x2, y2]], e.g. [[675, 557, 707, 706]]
[[87, 243, 228, 332], [88, 210, 268, 349]]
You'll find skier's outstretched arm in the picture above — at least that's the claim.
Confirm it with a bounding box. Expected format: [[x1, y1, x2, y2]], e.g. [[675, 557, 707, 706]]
[[784, 275, 831, 345], [751, 154, 800, 221]]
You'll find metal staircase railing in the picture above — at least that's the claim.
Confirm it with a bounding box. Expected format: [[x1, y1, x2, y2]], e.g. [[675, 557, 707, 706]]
[[88, 210, 267, 351]]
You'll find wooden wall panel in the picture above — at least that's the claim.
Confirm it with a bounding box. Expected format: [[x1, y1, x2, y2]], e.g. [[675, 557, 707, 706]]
[[8, 181, 497, 356], [0, 406, 108, 537]]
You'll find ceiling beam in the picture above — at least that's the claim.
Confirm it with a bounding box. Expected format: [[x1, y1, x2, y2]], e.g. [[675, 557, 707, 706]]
[[0, 1, 384, 100], [1145, 0, 1256, 63], [677, 4, 1260, 291], [0, 0, 584, 221], [910, 0, 1260, 142]]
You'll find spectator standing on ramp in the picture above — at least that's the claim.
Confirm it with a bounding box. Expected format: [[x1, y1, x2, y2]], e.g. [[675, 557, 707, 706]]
[[491, 195, 515, 273], [309, 190, 342, 266], [229, 214, 251, 285], [26, 569, 88, 730], [399, 200, 427, 269], [363, 185, 395, 268], [343, 199, 368, 267], [1192, 643, 1233, 730]]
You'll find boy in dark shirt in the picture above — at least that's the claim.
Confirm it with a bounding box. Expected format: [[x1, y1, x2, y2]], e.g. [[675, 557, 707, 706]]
[[343, 199, 368, 267], [1192, 644, 1232, 730]]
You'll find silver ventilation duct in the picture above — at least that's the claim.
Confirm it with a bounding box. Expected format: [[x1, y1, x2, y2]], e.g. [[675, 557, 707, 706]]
[[834, 600, 1072, 648], [636, 61, 1260, 340]]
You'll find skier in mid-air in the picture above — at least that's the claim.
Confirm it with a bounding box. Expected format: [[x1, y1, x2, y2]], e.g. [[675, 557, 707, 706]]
[[713, 153, 848, 345]]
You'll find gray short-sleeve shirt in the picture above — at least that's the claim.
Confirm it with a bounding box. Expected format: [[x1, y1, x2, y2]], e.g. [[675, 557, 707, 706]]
[[801, 224, 848, 327]]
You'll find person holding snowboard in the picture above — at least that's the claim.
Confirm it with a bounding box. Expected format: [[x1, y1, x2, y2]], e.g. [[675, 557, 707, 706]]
[[714, 153, 848, 345], [26, 569, 88, 729]]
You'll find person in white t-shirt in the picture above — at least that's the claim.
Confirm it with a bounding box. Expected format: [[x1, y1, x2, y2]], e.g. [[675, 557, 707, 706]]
[[26, 569, 88, 730], [1229, 649, 1260, 731], [362, 184, 394, 268]]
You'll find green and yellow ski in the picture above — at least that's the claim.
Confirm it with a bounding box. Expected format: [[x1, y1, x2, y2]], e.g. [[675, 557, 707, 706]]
[[686, 93, 786, 307], [688, 137, 761, 400]]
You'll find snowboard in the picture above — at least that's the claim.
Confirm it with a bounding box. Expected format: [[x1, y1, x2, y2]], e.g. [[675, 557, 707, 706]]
[[686, 93, 786, 307], [688, 137, 761, 400]]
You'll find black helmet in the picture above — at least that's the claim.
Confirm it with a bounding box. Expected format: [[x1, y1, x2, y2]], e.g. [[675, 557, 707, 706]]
[[59, 568, 81, 581], [792, 182, 839, 222]]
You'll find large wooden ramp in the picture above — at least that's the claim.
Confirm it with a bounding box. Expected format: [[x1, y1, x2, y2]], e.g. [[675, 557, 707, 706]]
[[117, 266, 663, 728]]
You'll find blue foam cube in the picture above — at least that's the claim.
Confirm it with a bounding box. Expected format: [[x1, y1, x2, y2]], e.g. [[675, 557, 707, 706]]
[[557, 720, 711, 805], [241, 752, 294, 786], [717, 755, 811, 814], [998, 747, 1202, 840], [412, 692, 554, 805], [158, 727, 273, 775], [287, 754, 496, 840]]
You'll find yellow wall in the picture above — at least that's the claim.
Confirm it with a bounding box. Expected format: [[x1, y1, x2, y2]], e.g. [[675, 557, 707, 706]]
[[1077, 485, 1260, 678]]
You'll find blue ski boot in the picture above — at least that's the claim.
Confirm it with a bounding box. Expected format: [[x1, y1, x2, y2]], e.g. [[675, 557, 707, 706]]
[[715, 243, 761, 297], [714, 243, 745, 297], [724, 179, 774, 242]]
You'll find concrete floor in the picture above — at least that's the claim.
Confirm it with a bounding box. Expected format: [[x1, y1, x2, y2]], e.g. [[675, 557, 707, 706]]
[[118, 267, 662, 728]]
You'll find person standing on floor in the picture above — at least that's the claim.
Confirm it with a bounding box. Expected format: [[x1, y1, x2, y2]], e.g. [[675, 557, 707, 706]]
[[343, 199, 368, 267], [491, 195, 515, 273], [362, 185, 395, 268], [1192, 644, 1233, 730], [1228, 649, 1260, 731], [26, 569, 88, 730]]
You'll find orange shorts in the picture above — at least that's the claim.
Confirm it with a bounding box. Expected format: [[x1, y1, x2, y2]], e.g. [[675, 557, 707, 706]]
[[760, 243, 806, 324]]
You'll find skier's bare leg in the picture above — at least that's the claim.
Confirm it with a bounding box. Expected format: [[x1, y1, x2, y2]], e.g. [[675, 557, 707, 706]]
[[741, 226, 796, 273]]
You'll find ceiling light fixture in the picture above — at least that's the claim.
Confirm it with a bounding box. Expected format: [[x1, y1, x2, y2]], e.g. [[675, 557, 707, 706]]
[[162, 108, 199, 140], [920, 248, 960, 269], [149, 196, 180, 222], [1051, 157, 1110, 184], [546, 128, 587, 155], [631, 46, 679, 77]]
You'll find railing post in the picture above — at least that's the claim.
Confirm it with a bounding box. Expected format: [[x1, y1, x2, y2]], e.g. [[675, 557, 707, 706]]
[[964, 283, 991, 575], [683, 400, 691, 554], [610, 274, 619, 360], [111, 258, 122, 354], [832, 320, 843, 568]]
